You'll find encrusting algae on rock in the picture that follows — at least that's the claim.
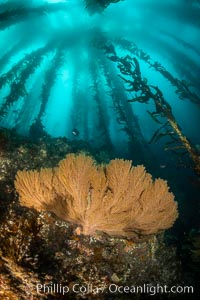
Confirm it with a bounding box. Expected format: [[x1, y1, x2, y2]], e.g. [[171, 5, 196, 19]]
[[14, 153, 178, 241]]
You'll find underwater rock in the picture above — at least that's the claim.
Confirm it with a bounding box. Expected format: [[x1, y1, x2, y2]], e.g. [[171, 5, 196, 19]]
[[0, 128, 194, 299], [0, 207, 182, 299]]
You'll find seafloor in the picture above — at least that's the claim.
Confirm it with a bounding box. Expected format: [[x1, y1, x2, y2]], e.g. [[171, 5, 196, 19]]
[[0, 128, 199, 299]]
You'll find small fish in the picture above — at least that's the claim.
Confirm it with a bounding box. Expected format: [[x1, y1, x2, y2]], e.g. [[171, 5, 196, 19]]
[[72, 128, 79, 136], [160, 165, 166, 169]]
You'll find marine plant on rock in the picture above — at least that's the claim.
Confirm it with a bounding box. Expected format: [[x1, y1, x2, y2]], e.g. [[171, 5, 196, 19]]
[[14, 153, 178, 241]]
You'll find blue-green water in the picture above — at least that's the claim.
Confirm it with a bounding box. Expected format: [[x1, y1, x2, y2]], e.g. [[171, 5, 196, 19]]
[[0, 0, 199, 144], [0, 0, 200, 212]]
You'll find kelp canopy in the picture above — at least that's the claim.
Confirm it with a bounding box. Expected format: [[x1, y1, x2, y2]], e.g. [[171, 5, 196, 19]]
[[0, 0, 200, 177]]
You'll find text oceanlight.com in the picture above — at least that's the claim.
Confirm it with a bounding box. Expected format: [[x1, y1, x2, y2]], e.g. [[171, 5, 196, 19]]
[[36, 282, 194, 296]]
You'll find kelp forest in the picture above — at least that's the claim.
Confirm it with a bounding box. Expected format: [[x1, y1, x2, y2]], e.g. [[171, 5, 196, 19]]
[[0, 0, 200, 299]]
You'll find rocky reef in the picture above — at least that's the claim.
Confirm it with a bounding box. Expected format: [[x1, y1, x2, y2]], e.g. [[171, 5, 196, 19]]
[[0, 128, 195, 299]]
